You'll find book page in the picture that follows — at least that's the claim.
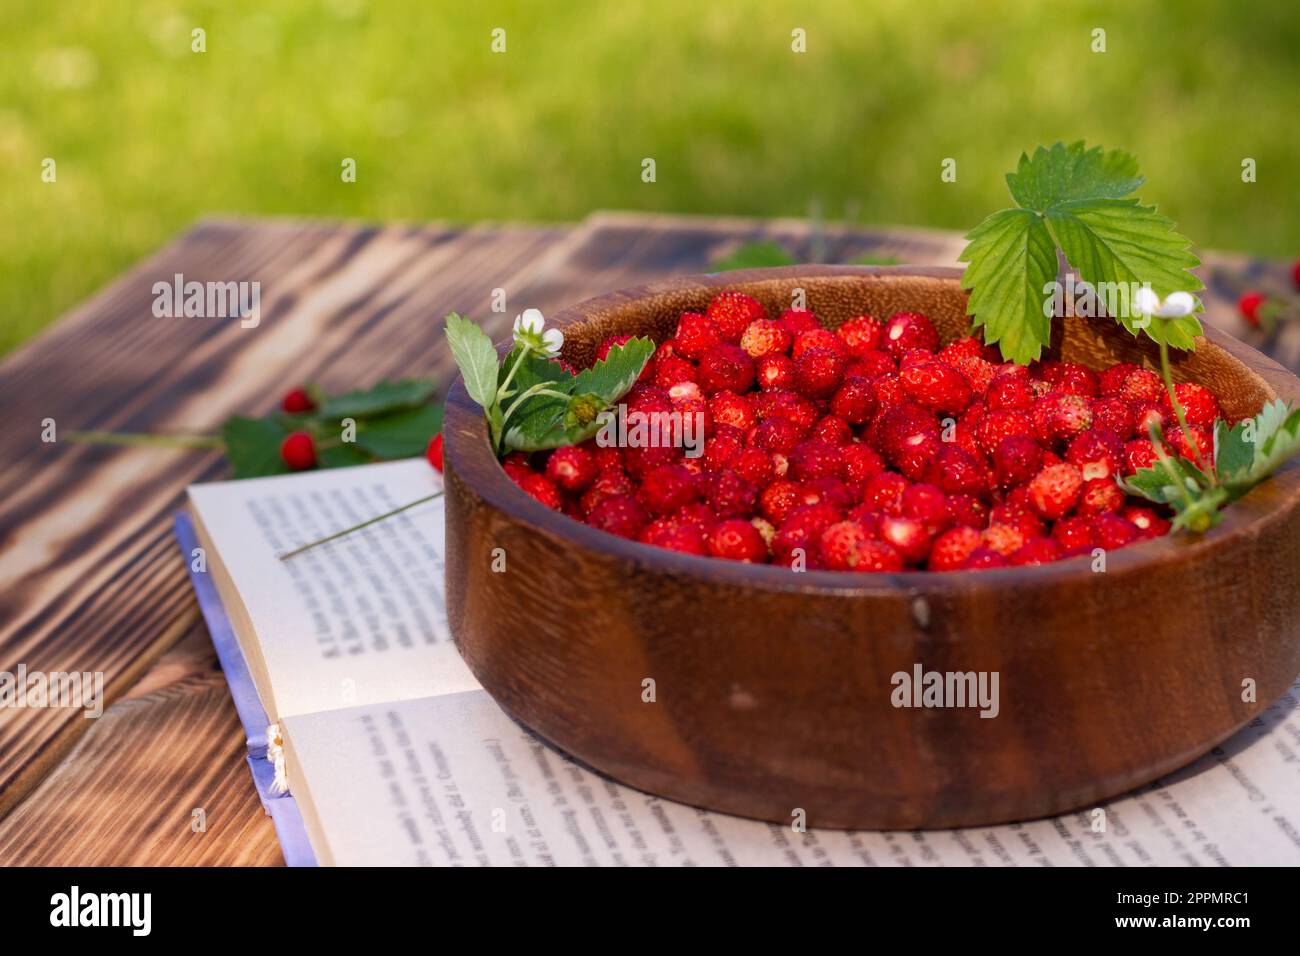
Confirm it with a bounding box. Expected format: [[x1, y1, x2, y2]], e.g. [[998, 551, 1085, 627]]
[[187, 458, 479, 720], [281, 681, 1300, 866]]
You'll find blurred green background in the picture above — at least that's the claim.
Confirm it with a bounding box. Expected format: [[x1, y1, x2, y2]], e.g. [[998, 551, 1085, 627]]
[[3, 0, 1297, 354]]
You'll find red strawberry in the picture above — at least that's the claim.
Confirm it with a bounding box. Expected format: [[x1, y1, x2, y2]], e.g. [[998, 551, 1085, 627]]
[[425, 434, 444, 473], [1089, 397, 1136, 438], [976, 408, 1036, 457], [740, 319, 793, 359], [1238, 290, 1266, 328], [901, 483, 950, 535], [810, 415, 853, 446], [1123, 438, 1160, 474], [1027, 462, 1084, 519], [981, 522, 1026, 557], [900, 360, 973, 413], [639, 519, 707, 555], [962, 548, 1009, 570], [699, 425, 746, 472], [798, 477, 856, 512], [842, 443, 886, 486], [1162, 382, 1221, 428], [545, 444, 597, 492], [792, 327, 846, 359], [987, 502, 1044, 539], [871, 372, 907, 411], [502, 451, 535, 483], [588, 493, 648, 538], [793, 346, 848, 398], [697, 344, 755, 395], [1041, 361, 1099, 397], [944, 493, 988, 529], [751, 415, 805, 454], [992, 435, 1043, 488], [882, 311, 939, 358], [580, 468, 634, 515], [778, 308, 821, 336], [705, 471, 758, 518], [675, 501, 720, 535], [936, 336, 985, 365], [1009, 537, 1062, 566], [280, 431, 316, 470], [1117, 368, 1163, 405], [755, 354, 796, 390], [1065, 429, 1125, 481], [836, 315, 885, 356], [818, 520, 875, 571], [673, 312, 723, 360], [829, 377, 877, 424], [1121, 505, 1171, 538], [653, 354, 697, 390], [877, 515, 931, 564], [760, 479, 803, 524], [732, 446, 775, 486], [518, 472, 563, 510], [1099, 363, 1141, 397], [928, 526, 982, 571], [845, 350, 897, 381], [281, 387, 316, 414], [950, 355, 998, 396], [861, 471, 910, 515], [1052, 515, 1095, 555], [925, 445, 992, 499], [1077, 478, 1125, 516], [772, 502, 841, 564], [1167, 423, 1214, 467], [706, 292, 766, 343], [1031, 393, 1094, 446], [709, 390, 756, 430], [707, 518, 767, 562], [638, 464, 699, 515], [1093, 513, 1139, 550], [789, 439, 845, 481]]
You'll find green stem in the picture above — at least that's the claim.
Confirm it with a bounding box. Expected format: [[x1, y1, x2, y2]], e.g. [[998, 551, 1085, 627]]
[[497, 383, 571, 433], [1155, 331, 1213, 479], [278, 492, 443, 560], [64, 430, 224, 450], [495, 344, 532, 404]]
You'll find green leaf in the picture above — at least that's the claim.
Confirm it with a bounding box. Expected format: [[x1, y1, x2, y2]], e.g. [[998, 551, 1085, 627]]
[[444, 312, 501, 410], [502, 395, 572, 451], [1006, 142, 1144, 210], [353, 402, 444, 459], [848, 253, 903, 266], [222, 415, 290, 479], [318, 443, 374, 469], [569, 337, 655, 404], [1046, 198, 1203, 346], [318, 378, 437, 419], [958, 208, 1058, 364], [711, 241, 797, 272], [1218, 400, 1300, 496]]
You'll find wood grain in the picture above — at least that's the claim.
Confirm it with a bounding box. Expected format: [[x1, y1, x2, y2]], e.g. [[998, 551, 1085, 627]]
[[1, 212, 1294, 861], [444, 265, 1300, 830]]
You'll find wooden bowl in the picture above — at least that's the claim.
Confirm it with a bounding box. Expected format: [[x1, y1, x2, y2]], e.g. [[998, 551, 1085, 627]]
[[443, 266, 1300, 829]]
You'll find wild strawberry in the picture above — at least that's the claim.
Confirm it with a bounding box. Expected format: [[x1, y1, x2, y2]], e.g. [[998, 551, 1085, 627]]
[[705, 471, 758, 518], [281, 387, 316, 414], [1167, 423, 1214, 467], [1052, 516, 1095, 555], [707, 518, 767, 562], [928, 526, 982, 571], [697, 344, 755, 395], [750, 516, 776, 549], [1093, 513, 1139, 550], [1031, 393, 1094, 446], [925, 445, 992, 499], [896, 433, 943, 482], [936, 336, 985, 365], [950, 355, 998, 396], [862, 472, 909, 515], [897, 347, 935, 371], [878, 515, 931, 564], [753, 354, 795, 391], [808, 416, 850, 447], [425, 433, 444, 473], [740, 319, 793, 358], [818, 520, 875, 571], [1099, 362, 1141, 397], [791, 346, 846, 399], [638, 464, 698, 515], [545, 444, 597, 492], [792, 328, 846, 359], [622, 440, 677, 477], [752, 416, 804, 454], [1079, 478, 1125, 516], [842, 443, 886, 486], [882, 311, 939, 358], [706, 292, 766, 343], [1161, 382, 1221, 428], [1065, 429, 1125, 481], [1238, 290, 1266, 328], [976, 408, 1036, 457], [945, 493, 988, 529], [836, 315, 885, 356], [982, 371, 1034, 413], [1294, 262, 1300, 291], [639, 519, 706, 555], [580, 468, 633, 514], [900, 360, 973, 414], [901, 483, 950, 535], [1009, 537, 1062, 566], [798, 476, 856, 511], [778, 308, 821, 336], [830, 377, 877, 424], [1117, 368, 1163, 405], [671, 312, 723, 360], [1123, 438, 1159, 474], [280, 431, 317, 470], [878, 403, 941, 460], [588, 493, 648, 538], [981, 522, 1026, 557], [845, 350, 897, 381], [502, 451, 535, 482], [518, 472, 563, 510], [772, 502, 841, 564], [1027, 462, 1084, 519], [855, 540, 905, 572], [1131, 402, 1166, 437], [1121, 505, 1171, 538], [700, 424, 746, 472], [675, 501, 720, 535], [988, 502, 1044, 539], [733, 446, 775, 486], [871, 372, 907, 411], [708, 391, 755, 431], [992, 435, 1043, 488], [653, 354, 697, 390], [962, 548, 1009, 571], [1041, 361, 1099, 397], [789, 440, 845, 481], [1089, 397, 1136, 438], [760, 479, 803, 524]]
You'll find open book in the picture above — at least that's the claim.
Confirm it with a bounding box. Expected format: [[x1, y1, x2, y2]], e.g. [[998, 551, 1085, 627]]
[[183, 459, 1300, 866]]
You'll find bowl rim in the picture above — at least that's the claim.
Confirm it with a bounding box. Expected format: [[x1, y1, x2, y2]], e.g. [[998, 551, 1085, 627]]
[[443, 265, 1300, 595]]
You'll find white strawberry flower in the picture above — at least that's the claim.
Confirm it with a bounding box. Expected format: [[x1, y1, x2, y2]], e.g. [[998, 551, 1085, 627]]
[[1134, 287, 1196, 318], [512, 308, 564, 356]]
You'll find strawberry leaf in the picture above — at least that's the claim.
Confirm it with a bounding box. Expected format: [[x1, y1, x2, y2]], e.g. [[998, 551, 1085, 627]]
[[1218, 400, 1300, 497], [444, 312, 501, 410], [712, 241, 797, 272], [958, 208, 1057, 364], [569, 337, 655, 404], [222, 415, 290, 479], [318, 378, 437, 419], [353, 402, 444, 459]]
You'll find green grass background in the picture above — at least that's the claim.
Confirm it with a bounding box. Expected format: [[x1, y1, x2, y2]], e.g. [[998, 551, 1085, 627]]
[[3, 0, 1296, 354]]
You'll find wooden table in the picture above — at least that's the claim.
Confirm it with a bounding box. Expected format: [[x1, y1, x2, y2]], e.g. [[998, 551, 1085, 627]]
[[0, 212, 1295, 865]]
